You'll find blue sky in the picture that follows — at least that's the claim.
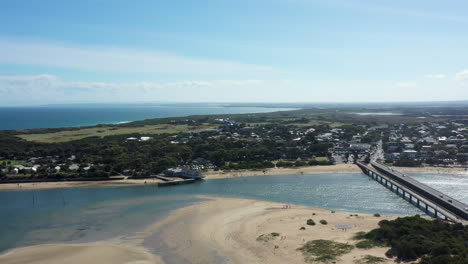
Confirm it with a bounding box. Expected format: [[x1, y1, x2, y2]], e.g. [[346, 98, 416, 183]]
[[0, 0, 467, 105]]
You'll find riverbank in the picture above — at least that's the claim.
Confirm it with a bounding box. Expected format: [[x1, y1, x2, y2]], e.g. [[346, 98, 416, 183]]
[[0, 196, 397, 264], [202, 163, 468, 179], [0, 164, 466, 191], [0, 178, 166, 191]]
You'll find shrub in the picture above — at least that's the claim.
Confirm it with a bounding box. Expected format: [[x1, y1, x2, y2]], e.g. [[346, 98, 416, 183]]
[[356, 255, 387, 264], [319, 219, 328, 225], [358, 216, 468, 262], [300, 226, 306, 230], [297, 240, 354, 263], [306, 219, 316, 226], [373, 213, 381, 217], [353, 231, 367, 240], [356, 240, 374, 249], [256, 232, 281, 242]]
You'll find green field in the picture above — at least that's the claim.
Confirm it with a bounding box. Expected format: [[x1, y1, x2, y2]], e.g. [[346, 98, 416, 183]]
[[17, 124, 214, 143], [0, 160, 25, 166]]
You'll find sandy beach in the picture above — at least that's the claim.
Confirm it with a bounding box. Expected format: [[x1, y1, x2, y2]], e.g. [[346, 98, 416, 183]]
[[0, 164, 466, 191], [144, 196, 395, 264], [202, 163, 467, 180], [0, 177, 165, 191], [0, 196, 399, 264]]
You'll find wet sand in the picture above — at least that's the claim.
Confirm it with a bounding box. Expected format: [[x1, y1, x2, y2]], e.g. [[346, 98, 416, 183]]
[[0, 242, 163, 264]]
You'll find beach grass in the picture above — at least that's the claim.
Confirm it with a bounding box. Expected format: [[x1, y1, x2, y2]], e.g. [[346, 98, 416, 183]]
[[354, 255, 388, 264], [297, 239, 354, 263]]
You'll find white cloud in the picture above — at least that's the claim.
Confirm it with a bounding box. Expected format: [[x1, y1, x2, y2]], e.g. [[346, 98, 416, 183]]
[[455, 70, 468, 82], [425, 74, 447, 79], [0, 39, 277, 77], [0, 74, 268, 103], [396, 82, 418, 88], [1, 74, 467, 105]]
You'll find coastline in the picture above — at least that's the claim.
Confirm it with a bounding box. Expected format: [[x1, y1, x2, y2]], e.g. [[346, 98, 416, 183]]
[[0, 196, 398, 264], [0, 164, 466, 191]]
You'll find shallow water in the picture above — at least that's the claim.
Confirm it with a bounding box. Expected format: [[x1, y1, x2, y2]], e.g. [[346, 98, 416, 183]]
[[0, 172, 465, 254]]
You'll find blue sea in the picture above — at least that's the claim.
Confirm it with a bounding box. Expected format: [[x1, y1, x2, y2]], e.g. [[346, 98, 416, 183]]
[[0, 103, 295, 130]]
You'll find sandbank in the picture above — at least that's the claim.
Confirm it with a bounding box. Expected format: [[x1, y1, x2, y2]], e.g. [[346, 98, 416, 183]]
[[143, 196, 397, 263], [0, 196, 401, 263], [0, 242, 163, 264]]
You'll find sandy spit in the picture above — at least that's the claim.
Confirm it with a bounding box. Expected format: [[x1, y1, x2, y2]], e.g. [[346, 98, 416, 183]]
[[142, 196, 397, 264], [0, 196, 402, 264], [0, 242, 163, 264]]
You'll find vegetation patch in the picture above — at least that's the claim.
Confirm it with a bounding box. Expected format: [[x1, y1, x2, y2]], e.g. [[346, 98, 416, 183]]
[[297, 239, 354, 263], [357, 216, 468, 263], [16, 124, 214, 143], [354, 255, 387, 264], [355, 240, 375, 249], [256, 232, 281, 242]]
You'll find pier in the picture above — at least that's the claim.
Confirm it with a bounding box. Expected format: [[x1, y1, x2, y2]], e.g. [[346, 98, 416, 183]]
[[356, 161, 468, 224], [157, 178, 197, 187]]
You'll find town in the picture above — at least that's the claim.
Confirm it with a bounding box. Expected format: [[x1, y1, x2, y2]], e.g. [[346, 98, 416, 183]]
[[0, 107, 467, 183]]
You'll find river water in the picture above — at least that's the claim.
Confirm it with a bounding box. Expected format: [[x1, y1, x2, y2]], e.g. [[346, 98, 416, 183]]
[[0, 172, 466, 254]]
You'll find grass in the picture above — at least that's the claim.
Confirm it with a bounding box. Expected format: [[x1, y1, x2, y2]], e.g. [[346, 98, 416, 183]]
[[355, 240, 374, 249], [0, 160, 24, 166], [353, 232, 381, 249], [354, 255, 387, 264], [353, 231, 367, 240], [16, 124, 214, 143], [297, 239, 354, 263]]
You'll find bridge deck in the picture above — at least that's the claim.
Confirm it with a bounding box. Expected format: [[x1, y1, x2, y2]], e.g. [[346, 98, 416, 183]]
[[357, 161, 468, 223]]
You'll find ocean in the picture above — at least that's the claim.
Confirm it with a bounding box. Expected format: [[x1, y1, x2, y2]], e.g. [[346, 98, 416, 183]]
[[0, 103, 295, 130], [3, 172, 465, 253]]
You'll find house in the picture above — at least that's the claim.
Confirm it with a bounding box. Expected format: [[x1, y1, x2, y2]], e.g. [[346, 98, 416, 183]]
[[350, 144, 371, 153], [402, 150, 418, 159], [164, 166, 204, 179], [69, 164, 80, 171], [404, 144, 415, 150], [385, 153, 400, 160]]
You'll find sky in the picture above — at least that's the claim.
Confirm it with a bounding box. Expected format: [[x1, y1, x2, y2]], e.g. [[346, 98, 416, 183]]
[[0, 0, 467, 106]]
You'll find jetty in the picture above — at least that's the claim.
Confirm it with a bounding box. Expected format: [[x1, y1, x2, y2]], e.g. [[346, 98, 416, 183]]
[[157, 178, 197, 187], [357, 161, 468, 224]]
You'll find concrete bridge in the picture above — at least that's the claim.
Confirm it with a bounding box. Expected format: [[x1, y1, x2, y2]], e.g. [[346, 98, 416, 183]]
[[356, 161, 468, 224]]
